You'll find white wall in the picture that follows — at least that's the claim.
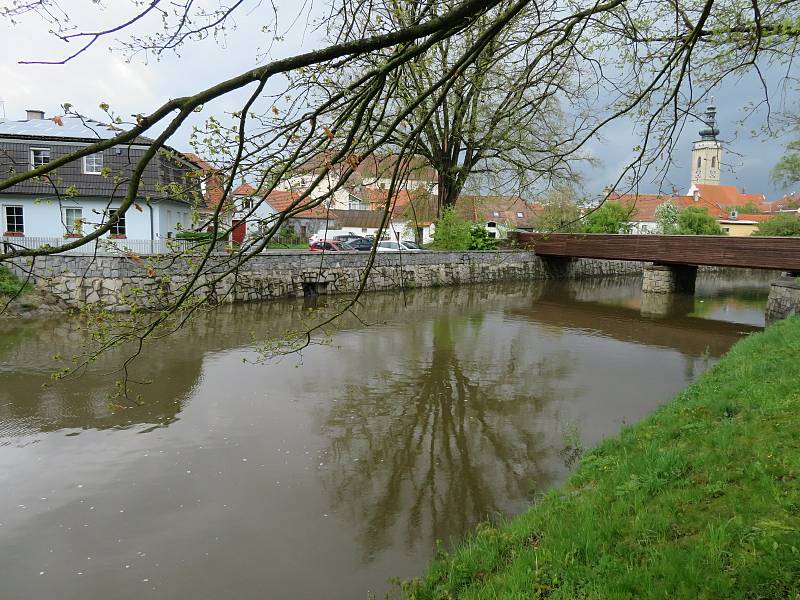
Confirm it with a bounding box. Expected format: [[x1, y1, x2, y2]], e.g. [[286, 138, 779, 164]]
[[0, 194, 191, 240], [235, 196, 277, 237], [275, 175, 350, 209], [392, 219, 435, 244], [629, 220, 660, 234]]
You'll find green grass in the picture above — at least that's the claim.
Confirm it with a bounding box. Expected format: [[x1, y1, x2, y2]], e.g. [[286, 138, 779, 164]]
[[401, 318, 800, 599], [265, 242, 310, 250], [0, 265, 27, 297]]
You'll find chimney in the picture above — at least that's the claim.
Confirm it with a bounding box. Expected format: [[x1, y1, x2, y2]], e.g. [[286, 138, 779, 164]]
[[26, 109, 45, 120]]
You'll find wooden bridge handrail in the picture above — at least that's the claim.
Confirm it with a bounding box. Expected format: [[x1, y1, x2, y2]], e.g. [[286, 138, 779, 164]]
[[512, 232, 800, 271]]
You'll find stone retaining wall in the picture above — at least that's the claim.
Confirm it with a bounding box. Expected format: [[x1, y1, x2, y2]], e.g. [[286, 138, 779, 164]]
[[7, 251, 642, 311], [766, 278, 800, 324]]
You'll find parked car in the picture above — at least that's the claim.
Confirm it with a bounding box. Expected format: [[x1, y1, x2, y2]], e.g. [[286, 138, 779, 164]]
[[309, 230, 365, 245], [309, 240, 353, 252], [377, 240, 422, 252], [346, 237, 375, 251]]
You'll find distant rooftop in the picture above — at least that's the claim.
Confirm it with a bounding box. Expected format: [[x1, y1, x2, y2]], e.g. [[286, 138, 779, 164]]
[[0, 115, 152, 144]]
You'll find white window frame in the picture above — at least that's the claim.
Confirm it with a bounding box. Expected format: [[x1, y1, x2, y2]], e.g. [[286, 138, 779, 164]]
[[82, 153, 104, 175], [3, 205, 24, 234], [63, 206, 83, 235], [30, 147, 51, 169], [108, 210, 126, 237], [516, 212, 524, 218]]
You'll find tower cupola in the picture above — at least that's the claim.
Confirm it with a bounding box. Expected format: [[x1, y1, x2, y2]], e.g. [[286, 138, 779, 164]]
[[690, 99, 722, 188]]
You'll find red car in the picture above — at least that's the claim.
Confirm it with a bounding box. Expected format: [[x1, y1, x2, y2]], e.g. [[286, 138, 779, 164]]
[[309, 240, 353, 252]]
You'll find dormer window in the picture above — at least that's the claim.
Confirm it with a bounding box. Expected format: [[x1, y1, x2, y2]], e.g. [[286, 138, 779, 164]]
[[30, 148, 50, 169], [83, 152, 104, 175]]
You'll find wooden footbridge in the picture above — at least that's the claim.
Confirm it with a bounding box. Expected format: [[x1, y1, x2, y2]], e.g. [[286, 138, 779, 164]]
[[513, 233, 800, 272]]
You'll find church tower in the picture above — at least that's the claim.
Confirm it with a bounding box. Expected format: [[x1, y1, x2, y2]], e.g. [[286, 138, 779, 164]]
[[690, 102, 722, 187]]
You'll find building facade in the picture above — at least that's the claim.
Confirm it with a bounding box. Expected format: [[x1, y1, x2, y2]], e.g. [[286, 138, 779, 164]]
[[0, 110, 199, 248]]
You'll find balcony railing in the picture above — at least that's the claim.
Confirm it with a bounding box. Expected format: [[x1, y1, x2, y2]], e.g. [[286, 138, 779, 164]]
[[0, 236, 225, 256]]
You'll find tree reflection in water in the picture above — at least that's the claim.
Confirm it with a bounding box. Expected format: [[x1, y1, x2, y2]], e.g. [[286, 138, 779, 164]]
[[318, 308, 575, 560]]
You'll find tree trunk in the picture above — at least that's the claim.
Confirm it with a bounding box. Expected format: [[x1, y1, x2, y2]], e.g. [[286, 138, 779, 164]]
[[437, 173, 461, 218]]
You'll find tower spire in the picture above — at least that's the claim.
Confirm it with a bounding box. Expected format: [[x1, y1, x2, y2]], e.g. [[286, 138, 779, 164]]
[[699, 98, 719, 141], [689, 98, 722, 189]]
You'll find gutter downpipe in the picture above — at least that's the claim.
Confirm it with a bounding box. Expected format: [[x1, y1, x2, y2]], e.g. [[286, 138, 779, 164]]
[[147, 200, 154, 254]]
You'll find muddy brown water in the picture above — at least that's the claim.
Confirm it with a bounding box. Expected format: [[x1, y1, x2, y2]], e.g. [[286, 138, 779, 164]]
[[0, 273, 773, 599]]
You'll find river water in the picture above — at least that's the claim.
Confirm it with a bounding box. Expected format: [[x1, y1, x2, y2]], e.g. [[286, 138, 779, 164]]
[[0, 272, 773, 599]]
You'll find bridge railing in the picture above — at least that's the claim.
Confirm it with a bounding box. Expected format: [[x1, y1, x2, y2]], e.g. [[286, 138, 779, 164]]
[[511, 232, 800, 271]]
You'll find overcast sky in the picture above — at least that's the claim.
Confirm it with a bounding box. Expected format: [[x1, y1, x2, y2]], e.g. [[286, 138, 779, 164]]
[[1, 0, 798, 200]]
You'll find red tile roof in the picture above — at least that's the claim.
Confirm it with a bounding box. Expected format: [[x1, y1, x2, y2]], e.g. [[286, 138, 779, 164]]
[[457, 195, 543, 228], [361, 187, 432, 215], [765, 194, 800, 212], [185, 152, 226, 211], [694, 184, 766, 208], [263, 190, 330, 219], [719, 213, 771, 223], [298, 152, 438, 183], [612, 192, 727, 221], [233, 183, 256, 196]]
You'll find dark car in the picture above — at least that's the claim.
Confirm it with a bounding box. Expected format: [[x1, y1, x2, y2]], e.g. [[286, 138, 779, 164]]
[[309, 241, 353, 252], [345, 237, 375, 251]]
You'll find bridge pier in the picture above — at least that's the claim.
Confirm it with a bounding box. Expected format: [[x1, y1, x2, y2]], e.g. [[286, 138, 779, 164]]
[[766, 277, 800, 325], [640, 292, 695, 318], [641, 264, 697, 295]]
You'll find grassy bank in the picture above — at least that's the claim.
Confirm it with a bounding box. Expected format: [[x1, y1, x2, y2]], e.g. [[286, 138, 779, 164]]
[[402, 318, 800, 599], [0, 265, 27, 297]]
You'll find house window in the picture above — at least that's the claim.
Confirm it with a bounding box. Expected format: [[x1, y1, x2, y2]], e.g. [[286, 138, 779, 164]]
[[83, 153, 104, 174], [109, 211, 126, 237], [348, 195, 367, 210], [30, 148, 50, 168], [711, 156, 716, 168], [64, 207, 83, 235], [516, 212, 524, 218], [492, 211, 500, 217], [4, 205, 24, 234], [697, 156, 702, 169]]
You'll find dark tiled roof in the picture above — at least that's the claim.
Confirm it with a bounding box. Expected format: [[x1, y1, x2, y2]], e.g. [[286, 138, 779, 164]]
[[328, 209, 387, 228], [0, 116, 154, 145]]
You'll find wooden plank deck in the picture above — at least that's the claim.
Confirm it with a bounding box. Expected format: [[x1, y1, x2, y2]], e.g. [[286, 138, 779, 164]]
[[513, 233, 800, 271]]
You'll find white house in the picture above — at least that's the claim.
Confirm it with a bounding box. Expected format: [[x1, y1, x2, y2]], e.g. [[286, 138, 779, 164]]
[[0, 110, 201, 252]]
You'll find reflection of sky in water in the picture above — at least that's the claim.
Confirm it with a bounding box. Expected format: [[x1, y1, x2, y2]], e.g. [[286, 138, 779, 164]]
[[581, 271, 773, 327], [0, 275, 771, 600]]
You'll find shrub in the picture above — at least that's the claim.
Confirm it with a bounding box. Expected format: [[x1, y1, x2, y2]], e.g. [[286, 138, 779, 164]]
[[469, 224, 498, 250], [655, 201, 679, 234], [753, 212, 800, 237], [0, 265, 26, 297], [580, 201, 635, 234], [430, 207, 472, 250], [675, 206, 726, 235], [175, 230, 228, 242]]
